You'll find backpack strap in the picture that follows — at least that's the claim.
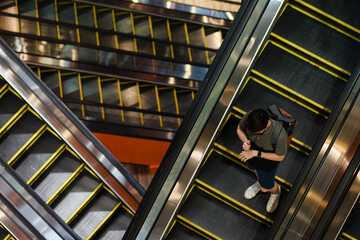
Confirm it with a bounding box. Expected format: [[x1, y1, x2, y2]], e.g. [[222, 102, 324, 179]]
[[272, 120, 283, 150]]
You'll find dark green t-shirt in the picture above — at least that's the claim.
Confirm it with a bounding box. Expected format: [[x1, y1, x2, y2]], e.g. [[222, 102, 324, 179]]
[[239, 112, 288, 171]]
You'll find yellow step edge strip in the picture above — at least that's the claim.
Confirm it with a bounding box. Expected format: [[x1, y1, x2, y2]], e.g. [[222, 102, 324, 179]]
[[97, 76, 105, 120], [213, 144, 293, 191], [117, 79, 125, 122], [7, 124, 47, 166], [289, 4, 360, 43], [46, 163, 85, 206], [201, 26, 210, 65], [341, 232, 357, 240], [295, 0, 360, 36], [249, 76, 329, 119], [121, 203, 135, 216], [267, 39, 348, 82], [195, 179, 273, 226], [86, 202, 122, 240], [252, 69, 332, 115], [0, 105, 28, 138], [173, 88, 181, 127], [176, 215, 222, 240], [155, 85, 163, 128], [27, 144, 67, 186], [270, 32, 351, 77], [0, 82, 8, 94], [66, 182, 104, 225]]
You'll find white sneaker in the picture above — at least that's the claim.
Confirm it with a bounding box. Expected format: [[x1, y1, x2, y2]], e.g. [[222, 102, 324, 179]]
[[266, 186, 281, 213], [244, 182, 261, 199]]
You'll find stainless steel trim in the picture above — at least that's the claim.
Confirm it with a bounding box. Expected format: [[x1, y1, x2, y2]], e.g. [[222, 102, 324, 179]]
[[73, 0, 232, 28], [0, 163, 71, 240], [323, 159, 360, 240], [0, 38, 141, 211], [136, 0, 286, 238], [280, 75, 360, 239]]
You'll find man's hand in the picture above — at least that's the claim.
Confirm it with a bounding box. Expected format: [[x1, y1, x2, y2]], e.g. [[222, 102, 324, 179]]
[[239, 150, 257, 162], [243, 140, 251, 151]]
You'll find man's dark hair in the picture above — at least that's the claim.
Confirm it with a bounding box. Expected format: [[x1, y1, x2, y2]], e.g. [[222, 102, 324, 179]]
[[247, 109, 269, 132]]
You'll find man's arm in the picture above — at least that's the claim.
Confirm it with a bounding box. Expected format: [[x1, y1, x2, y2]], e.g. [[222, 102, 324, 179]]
[[237, 124, 251, 151], [239, 150, 285, 162]]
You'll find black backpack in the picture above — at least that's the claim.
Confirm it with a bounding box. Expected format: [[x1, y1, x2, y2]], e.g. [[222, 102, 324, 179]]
[[266, 104, 297, 149]]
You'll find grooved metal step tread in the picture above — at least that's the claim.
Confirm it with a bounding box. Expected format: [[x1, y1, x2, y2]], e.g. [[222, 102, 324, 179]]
[[179, 187, 269, 240], [234, 79, 326, 148], [0, 111, 44, 161], [12, 131, 63, 182], [301, 0, 360, 29], [253, 43, 346, 111], [166, 221, 208, 240], [32, 151, 82, 202], [70, 189, 119, 239], [0, 90, 25, 127], [93, 206, 133, 240], [273, 5, 360, 73]]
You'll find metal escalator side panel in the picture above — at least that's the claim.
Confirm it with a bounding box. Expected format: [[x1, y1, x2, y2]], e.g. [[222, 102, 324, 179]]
[[0, 38, 143, 211], [125, 0, 286, 239]]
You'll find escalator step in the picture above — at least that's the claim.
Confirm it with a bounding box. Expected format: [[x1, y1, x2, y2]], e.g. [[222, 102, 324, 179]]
[[0, 90, 25, 128], [32, 151, 82, 202], [51, 171, 100, 222], [70, 189, 119, 239], [273, 6, 360, 73], [215, 114, 309, 185], [0, 111, 44, 161], [234, 79, 326, 148], [12, 130, 63, 182], [302, 0, 360, 29], [166, 221, 208, 240], [198, 150, 281, 219], [253, 42, 346, 111], [179, 187, 269, 240], [94, 206, 133, 240], [340, 200, 360, 239]]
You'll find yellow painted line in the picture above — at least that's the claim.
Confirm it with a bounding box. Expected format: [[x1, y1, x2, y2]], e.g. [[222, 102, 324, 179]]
[[148, 16, 156, 56], [271, 33, 351, 77], [177, 215, 222, 240], [173, 88, 181, 127], [201, 26, 210, 65], [252, 69, 331, 115], [7, 124, 47, 166], [154, 85, 163, 127], [112, 9, 119, 50], [66, 182, 104, 225], [290, 4, 360, 43], [58, 70, 63, 98], [47, 163, 85, 205], [184, 23, 192, 62], [97, 76, 105, 119], [35, 0, 40, 37], [27, 144, 67, 186], [232, 106, 246, 116], [0, 84, 9, 96], [0, 105, 27, 139], [93, 5, 100, 47], [195, 182, 273, 227], [268, 40, 348, 82], [78, 73, 85, 117], [341, 232, 357, 240], [295, 0, 360, 36], [73, 2, 81, 43], [130, 13, 138, 52], [250, 76, 329, 119], [46, 126, 62, 141], [15, 0, 20, 31], [87, 202, 122, 240], [136, 82, 144, 125], [121, 204, 135, 216], [167, 20, 175, 59], [117, 80, 125, 122]]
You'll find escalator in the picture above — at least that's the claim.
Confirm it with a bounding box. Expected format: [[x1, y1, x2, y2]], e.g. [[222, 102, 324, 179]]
[[125, 0, 360, 239], [0, 38, 143, 239], [0, 0, 232, 140]]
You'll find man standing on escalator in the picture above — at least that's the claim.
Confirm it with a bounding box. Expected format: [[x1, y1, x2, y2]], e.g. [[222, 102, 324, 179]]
[[236, 108, 287, 213]]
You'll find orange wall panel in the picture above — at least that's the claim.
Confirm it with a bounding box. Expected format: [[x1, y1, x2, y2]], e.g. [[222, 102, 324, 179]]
[[93, 132, 170, 173]]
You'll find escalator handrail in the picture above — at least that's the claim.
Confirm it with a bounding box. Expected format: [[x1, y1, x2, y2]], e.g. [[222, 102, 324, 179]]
[[0, 37, 145, 211], [0, 158, 80, 240]]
